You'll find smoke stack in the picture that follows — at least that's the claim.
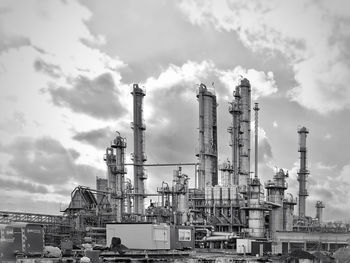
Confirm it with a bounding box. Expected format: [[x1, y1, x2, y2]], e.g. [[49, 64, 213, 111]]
[[297, 126, 309, 218], [238, 79, 251, 190], [132, 84, 147, 215], [253, 103, 260, 179]]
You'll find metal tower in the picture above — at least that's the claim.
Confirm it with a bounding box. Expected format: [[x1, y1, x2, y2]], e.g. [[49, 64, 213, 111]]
[[297, 126, 309, 218], [228, 86, 241, 186], [238, 78, 251, 191], [253, 103, 260, 179], [315, 201, 325, 224], [104, 131, 127, 222], [132, 84, 147, 215], [197, 83, 218, 189], [265, 169, 288, 237]]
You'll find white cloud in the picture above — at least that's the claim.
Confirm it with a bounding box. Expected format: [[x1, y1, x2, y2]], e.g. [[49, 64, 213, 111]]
[[272, 121, 278, 128], [144, 60, 277, 98], [324, 133, 332, 140], [178, 0, 350, 114], [0, 0, 131, 212], [315, 162, 336, 171], [218, 66, 277, 100]]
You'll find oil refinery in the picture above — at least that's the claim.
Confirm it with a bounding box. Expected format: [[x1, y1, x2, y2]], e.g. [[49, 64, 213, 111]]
[[1, 79, 350, 262]]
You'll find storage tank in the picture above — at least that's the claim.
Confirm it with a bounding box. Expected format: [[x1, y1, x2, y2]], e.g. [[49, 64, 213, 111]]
[[221, 187, 230, 205], [213, 186, 222, 205], [205, 186, 213, 206], [229, 186, 238, 204]]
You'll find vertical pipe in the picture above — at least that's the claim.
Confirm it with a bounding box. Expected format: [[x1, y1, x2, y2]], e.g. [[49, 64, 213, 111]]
[[238, 78, 251, 190], [106, 132, 127, 222], [315, 201, 325, 224], [230, 86, 241, 185], [253, 103, 259, 179], [297, 127, 309, 218], [197, 84, 218, 189], [132, 84, 146, 215]]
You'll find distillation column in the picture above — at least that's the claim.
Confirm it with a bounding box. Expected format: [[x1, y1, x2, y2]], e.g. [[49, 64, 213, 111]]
[[315, 201, 325, 224], [265, 169, 288, 238], [105, 132, 127, 222], [245, 102, 267, 238], [229, 87, 241, 185], [197, 83, 218, 189], [132, 84, 147, 215], [253, 103, 259, 179], [297, 127, 309, 218], [238, 79, 251, 190]]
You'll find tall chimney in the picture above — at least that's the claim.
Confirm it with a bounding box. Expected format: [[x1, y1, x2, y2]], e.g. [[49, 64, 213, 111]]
[[238, 79, 251, 190], [229, 86, 241, 185], [132, 84, 147, 215], [297, 126, 309, 218], [253, 103, 260, 179]]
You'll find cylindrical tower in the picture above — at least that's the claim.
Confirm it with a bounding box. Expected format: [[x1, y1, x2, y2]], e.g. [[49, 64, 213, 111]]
[[265, 169, 288, 237], [132, 84, 147, 215], [219, 162, 233, 186], [238, 79, 251, 191], [104, 132, 127, 222], [297, 127, 309, 218], [315, 201, 325, 224], [197, 83, 218, 189], [283, 194, 297, 231], [96, 177, 108, 205], [253, 103, 260, 179], [245, 177, 268, 238], [229, 87, 241, 186]]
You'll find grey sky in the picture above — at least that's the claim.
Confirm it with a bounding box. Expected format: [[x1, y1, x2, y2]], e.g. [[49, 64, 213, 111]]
[[0, 0, 349, 221]]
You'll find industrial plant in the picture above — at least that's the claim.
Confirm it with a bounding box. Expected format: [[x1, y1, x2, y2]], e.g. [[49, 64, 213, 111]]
[[1, 79, 350, 261]]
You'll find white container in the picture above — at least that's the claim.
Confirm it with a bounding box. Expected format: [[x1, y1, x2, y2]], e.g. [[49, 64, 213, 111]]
[[106, 223, 170, 249]]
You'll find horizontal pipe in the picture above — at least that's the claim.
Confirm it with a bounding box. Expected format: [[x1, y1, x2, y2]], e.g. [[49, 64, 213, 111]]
[[202, 235, 235, 241], [211, 232, 236, 236], [124, 163, 198, 167]]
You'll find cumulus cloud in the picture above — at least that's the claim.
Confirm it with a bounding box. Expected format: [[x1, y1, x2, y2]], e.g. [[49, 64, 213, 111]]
[[178, 0, 350, 114], [0, 136, 103, 186], [144, 60, 277, 102], [0, 177, 48, 194], [46, 73, 127, 120], [218, 66, 277, 100], [73, 127, 115, 149], [0, 0, 126, 119], [0, 111, 26, 134]]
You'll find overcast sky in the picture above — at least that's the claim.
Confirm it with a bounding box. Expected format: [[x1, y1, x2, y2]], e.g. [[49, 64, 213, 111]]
[[0, 0, 350, 221]]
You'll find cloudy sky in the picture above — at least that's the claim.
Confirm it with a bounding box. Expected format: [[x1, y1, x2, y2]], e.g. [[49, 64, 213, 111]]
[[0, 0, 350, 221]]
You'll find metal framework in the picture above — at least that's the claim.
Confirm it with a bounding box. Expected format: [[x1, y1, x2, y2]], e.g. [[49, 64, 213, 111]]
[[0, 210, 64, 225]]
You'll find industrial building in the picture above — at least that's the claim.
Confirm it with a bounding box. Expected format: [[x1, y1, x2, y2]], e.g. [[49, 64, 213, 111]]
[[1, 78, 350, 259]]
